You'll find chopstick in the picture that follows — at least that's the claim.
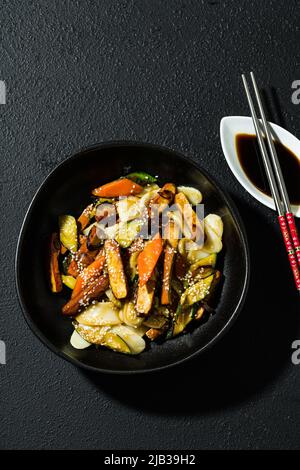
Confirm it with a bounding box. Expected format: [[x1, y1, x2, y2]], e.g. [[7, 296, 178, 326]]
[[242, 72, 300, 293], [250, 72, 300, 267]]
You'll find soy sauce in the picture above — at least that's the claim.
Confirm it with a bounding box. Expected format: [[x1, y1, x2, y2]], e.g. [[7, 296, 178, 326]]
[[236, 133, 300, 205]]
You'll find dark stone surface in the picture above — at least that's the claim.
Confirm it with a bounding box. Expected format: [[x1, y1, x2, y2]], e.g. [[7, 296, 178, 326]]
[[0, 0, 299, 449]]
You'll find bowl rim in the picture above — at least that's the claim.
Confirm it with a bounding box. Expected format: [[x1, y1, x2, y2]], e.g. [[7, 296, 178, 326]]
[[220, 115, 300, 217], [15, 140, 250, 374]]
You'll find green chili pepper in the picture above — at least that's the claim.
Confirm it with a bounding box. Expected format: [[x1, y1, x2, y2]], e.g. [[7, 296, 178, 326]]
[[126, 172, 157, 185]]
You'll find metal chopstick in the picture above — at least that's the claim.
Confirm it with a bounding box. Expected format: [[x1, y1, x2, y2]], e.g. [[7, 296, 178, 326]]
[[250, 71, 300, 267], [242, 73, 300, 292], [241, 74, 283, 214], [250, 72, 290, 212]]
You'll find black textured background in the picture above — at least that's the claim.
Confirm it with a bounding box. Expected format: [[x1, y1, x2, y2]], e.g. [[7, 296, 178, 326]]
[[1, 0, 300, 450]]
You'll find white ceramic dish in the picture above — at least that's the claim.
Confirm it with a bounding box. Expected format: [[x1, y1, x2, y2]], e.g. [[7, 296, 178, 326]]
[[220, 116, 300, 217]]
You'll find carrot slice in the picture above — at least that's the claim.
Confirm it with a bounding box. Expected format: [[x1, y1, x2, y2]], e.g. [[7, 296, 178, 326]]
[[138, 233, 164, 287], [77, 204, 94, 231], [72, 251, 106, 298], [62, 274, 109, 316], [92, 178, 143, 197], [50, 233, 63, 293]]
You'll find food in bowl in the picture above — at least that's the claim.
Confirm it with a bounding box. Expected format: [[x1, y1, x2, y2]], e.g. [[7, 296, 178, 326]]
[[49, 171, 224, 355]]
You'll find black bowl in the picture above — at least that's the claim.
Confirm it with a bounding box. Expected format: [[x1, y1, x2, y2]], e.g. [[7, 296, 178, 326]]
[[16, 142, 250, 374]]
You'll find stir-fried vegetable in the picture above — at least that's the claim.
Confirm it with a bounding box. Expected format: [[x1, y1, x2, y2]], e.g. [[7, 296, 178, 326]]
[[180, 273, 216, 307], [77, 204, 95, 231], [161, 245, 176, 305], [105, 288, 122, 308], [138, 233, 164, 286], [161, 220, 180, 304], [105, 239, 128, 299], [111, 325, 146, 354], [172, 306, 195, 337], [116, 219, 142, 248], [102, 330, 131, 354], [59, 215, 78, 252], [143, 314, 167, 329], [136, 274, 156, 314], [116, 196, 141, 222], [202, 215, 223, 253], [175, 192, 203, 242], [121, 300, 144, 327], [75, 301, 121, 326], [61, 274, 76, 290], [146, 328, 163, 341], [189, 254, 217, 272], [126, 172, 157, 185], [50, 233, 63, 293], [49, 171, 224, 355], [86, 225, 102, 250], [72, 250, 106, 297], [62, 274, 109, 316], [177, 186, 202, 205], [128, 251, 140, 280], [92, 178, 143, 197], [150, 183, 176, 207], [70, 329, 91, 349], [73, 323, 110, 345]]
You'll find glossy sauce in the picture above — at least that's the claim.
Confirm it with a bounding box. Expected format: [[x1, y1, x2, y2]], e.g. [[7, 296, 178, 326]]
[[236, 133, 300, 205]]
